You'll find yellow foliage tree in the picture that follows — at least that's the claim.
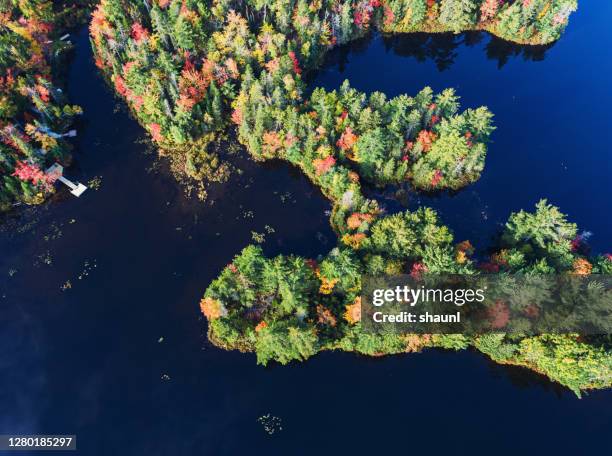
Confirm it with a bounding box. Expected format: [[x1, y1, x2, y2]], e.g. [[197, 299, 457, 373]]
[[200, 297, 225, 319], [344, 297, 361, 324], [572, 258, 592, 275], [318, 276, 338, 294]]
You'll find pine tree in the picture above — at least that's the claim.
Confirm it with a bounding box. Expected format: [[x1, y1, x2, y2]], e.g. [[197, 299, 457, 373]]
[[174, 14, 196, 50], [439, 0, 479, 32]]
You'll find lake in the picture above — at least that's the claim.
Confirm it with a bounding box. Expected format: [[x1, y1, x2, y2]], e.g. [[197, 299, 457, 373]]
[[0, 3, 611, 455]]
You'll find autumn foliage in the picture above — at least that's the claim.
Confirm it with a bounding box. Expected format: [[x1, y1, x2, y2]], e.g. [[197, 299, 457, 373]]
[[1, 1, 85, 211], [572, 258, 593, 275], [344, 297, 362, 324], [200, 297, 225, 320], [316, 305, 337, 327], [313, 156, 336, 175], [337, 127, 358, 152]]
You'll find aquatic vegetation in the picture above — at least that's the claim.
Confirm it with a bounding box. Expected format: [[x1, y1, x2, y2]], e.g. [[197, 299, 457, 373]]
[[257, 414, 283, 435], [0, 1, 91, 212]]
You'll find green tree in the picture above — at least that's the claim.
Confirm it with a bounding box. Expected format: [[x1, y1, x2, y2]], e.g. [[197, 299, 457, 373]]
[[439, 0, 479, 32]]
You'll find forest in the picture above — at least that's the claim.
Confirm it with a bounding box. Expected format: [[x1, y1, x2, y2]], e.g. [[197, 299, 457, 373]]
[[3, 1, 610, 395], [70, 0, 612, 394], [88, 0, 576, 178], [0, 0, 91, 211], [203, 201, 612, 395], [1, 0, 579, 208]]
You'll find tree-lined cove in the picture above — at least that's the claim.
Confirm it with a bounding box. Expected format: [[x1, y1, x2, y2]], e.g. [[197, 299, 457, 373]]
[[1, 0, 610, 419], [86, 0, 609, 394]]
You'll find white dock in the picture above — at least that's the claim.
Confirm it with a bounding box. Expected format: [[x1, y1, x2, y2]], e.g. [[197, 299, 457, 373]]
[[46, 163, 88, 197]]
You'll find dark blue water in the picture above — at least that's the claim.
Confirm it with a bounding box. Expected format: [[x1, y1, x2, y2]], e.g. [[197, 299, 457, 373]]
[[0, 4, 611, 455]]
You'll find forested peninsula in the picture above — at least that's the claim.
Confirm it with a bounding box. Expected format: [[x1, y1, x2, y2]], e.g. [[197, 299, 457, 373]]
[[5, 0, 611, 394], [92, 0, 610, 395]]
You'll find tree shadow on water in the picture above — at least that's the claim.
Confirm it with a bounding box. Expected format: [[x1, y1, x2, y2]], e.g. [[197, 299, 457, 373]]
[[381, 31, 555, 71], [313, 33, 374, 75], [482, 354, 570, 398], [382, 32, 463, 71], [485, 35, 554, 69]]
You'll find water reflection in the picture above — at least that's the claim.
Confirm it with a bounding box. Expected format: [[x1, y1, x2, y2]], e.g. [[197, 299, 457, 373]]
[[320, 31, 555, 73], [382, 31, 555, 70], [483, 355, 568, 397]]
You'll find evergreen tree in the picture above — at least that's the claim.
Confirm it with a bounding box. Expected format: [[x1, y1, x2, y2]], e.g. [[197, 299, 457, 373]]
[[439, 0, 479, 32]]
